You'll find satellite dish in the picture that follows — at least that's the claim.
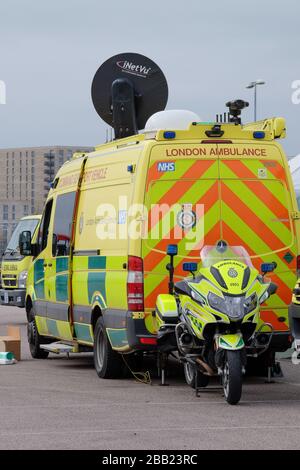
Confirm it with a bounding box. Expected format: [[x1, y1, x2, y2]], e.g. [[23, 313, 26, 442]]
[[91, 52, 168, 139]]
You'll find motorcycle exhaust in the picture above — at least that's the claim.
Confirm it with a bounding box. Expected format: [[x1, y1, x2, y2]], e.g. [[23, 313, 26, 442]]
[[196, 357, 214, 376], [256, 333, 269, 346], [179, 332, 193, 347]]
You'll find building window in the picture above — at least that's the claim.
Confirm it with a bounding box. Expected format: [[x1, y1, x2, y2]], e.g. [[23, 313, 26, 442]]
[[3, 205, 8, 221], [12, 205, 15, 220], [24, 205, 29, 216], [3, 224, 8, 247]]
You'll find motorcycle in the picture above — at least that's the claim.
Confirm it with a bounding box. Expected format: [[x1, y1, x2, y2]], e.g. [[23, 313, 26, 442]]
[[155, 243, 278, 405]]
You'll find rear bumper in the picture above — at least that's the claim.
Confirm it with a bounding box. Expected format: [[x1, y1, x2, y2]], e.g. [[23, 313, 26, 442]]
[[102, 309, 157, 352], [0, 288, 26, 308], [126, 313, 157, 351]]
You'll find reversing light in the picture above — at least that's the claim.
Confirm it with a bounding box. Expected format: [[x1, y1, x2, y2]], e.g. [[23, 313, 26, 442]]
[[253, 131, 265, 139], [163, 131, 176, 139]]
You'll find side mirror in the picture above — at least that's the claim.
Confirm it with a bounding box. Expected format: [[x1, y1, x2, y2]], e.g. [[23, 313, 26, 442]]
[[167, 244, 178, 256], [261, 262, 277, 275], [183, 262, 198, 274], [19, 231, 32, 256]]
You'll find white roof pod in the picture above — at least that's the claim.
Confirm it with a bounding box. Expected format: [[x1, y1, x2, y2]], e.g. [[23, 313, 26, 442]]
[[145, 109, 201, 131]]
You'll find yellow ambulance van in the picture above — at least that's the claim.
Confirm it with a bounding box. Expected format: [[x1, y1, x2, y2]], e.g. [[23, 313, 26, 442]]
[[20, 53, 299, 378], [1, 215, 41, 308]]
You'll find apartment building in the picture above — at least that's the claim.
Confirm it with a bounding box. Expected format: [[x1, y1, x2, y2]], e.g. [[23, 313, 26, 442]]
[[0, 146, 93, 253]]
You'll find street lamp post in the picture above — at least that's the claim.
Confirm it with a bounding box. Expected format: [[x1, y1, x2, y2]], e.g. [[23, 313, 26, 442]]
[[246, 79, 266, 121]]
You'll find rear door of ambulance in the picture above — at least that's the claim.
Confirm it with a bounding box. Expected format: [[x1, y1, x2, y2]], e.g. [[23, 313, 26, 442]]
[[143, 143, 221, 310], [218, 142, 297, 335]]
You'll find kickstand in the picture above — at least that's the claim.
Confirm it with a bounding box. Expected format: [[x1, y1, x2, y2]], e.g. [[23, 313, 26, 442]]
[[195, 368, 200, 397], [159, 353, 169, 386], [265, 366, 275, 384]]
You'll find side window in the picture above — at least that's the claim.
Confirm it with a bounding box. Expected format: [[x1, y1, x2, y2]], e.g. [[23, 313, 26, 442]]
[[52, 192, 76, 257], [38, 199, 53, 253]]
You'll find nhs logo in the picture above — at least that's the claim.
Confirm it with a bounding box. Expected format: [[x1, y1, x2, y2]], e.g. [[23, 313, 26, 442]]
[[157, 162, 175, 172]]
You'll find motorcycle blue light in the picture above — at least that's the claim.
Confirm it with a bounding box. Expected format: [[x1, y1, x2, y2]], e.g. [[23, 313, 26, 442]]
[[167, 244, 178, 256], [183, 262, 198, 272], [253, 131, 265, 139], [261, 262, 275, 273], [163, 131, 176, 139]]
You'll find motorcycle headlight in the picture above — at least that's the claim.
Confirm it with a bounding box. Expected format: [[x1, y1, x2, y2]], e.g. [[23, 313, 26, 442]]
[[208, 292, 245, 320], [18, 270, 28, 289], [208, 292, 226, 312]]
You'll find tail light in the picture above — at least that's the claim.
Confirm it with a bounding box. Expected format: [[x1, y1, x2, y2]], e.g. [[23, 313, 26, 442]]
[[127, 256, 144, 311]]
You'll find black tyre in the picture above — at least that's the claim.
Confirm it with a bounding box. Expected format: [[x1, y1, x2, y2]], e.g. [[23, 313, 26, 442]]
[[183, 362, 209, 388], [27, 314, 49, 359], [94, 317, 124, 379], [222, 350, 243, 405]]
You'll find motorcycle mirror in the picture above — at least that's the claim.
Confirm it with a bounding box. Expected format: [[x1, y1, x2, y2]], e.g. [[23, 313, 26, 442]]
[[261, 262, 277, 274], [167, 244, 178, 256], [183, 262, 198, 273]]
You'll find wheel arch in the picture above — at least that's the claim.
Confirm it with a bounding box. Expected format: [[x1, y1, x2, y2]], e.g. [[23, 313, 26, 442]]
[[25, 295, 33, 322], [91, 305, 103, 333]]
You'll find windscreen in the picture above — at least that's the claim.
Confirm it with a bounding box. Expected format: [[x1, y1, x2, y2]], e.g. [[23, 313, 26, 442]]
[[200, 245, 253, 268], [5, 218, 39, 254]]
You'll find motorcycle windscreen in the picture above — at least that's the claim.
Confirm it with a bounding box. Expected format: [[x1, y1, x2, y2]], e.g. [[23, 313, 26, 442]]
[[219, 157, 296, 330], [143, 157, 221, 308]]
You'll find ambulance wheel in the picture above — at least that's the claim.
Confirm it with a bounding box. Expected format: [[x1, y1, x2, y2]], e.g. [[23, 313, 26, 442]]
[[27, 316, 49, 359], [94, 317, 124, 379], [184, 362, 209, 388]]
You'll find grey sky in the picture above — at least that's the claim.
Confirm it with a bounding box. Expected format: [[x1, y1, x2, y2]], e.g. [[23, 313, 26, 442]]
[[0, 0, 299, 155]]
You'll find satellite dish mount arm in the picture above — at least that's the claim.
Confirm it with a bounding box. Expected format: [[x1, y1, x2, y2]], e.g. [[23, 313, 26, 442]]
[[111, 78, 138, 139]]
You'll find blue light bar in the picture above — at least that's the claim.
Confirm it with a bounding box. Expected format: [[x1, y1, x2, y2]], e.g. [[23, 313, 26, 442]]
[[167, 244, 178, 256], [253, 131, 265, 139], [261, 262, 275, 273], [183, 262, 198, 272], [163, 131, 176, 139]]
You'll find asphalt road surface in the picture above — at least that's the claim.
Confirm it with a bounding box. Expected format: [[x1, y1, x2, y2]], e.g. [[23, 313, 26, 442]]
[[0, 305, 300, 450]]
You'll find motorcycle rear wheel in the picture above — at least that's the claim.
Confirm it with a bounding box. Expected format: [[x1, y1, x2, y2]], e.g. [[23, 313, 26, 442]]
[[222, 350, 243, 405], [184, 362, 209, 388]]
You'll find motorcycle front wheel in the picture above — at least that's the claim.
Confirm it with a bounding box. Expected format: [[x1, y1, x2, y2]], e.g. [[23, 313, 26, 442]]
[[222, 350, 243, 405]]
